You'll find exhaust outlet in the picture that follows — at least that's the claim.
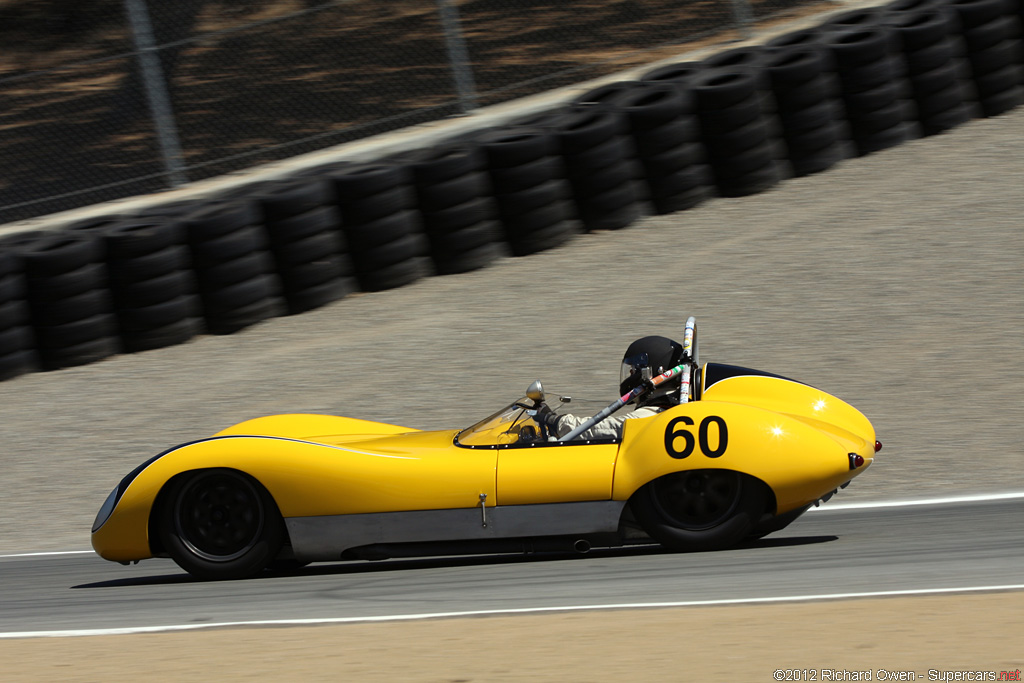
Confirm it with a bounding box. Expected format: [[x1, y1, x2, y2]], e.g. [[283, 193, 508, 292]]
[[573, 539, 591, 554]]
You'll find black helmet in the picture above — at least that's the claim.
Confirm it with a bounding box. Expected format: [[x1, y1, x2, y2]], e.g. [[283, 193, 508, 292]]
[[619, 335, 685, 406]]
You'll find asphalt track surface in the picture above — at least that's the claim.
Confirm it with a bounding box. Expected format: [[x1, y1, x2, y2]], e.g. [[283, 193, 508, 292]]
[[1, 496, 1021, 636]]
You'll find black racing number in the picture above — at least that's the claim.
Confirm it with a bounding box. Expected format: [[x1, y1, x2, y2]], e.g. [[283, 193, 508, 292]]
[[699, 415, 728, 458], [664, 416, 695, 459], [664, 415, 728, 459]]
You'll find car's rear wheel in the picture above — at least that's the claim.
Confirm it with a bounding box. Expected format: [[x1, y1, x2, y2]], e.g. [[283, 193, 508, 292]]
[[159, 468, 284, 580], [631, 469, 766, 551]]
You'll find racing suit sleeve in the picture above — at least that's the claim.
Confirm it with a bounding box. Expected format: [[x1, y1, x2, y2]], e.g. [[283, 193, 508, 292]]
[[553, 405, 662, 441]]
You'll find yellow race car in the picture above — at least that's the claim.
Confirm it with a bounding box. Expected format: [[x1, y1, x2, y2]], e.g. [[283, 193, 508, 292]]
[[92, 320, 879, 580]]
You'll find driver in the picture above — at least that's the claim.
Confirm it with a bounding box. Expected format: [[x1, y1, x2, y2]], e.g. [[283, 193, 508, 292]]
[[535, 335, 686, 440]]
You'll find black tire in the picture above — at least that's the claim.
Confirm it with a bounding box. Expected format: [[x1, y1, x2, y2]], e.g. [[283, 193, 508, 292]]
[[354, 233, 428, 272], [921, 101, 975, 133], [0, 299, 30, 329], [915, 81, 969, 117], [264, 206, 341, 245], [28, 288, 112, 326], [824, 6, 886, 31], [888, 8, 955, 50], [0, 325, 33, 356], [202, 274, 278, 311], [573, 80, 640, 108], [641, 62, 703, 93], [357, 256, 430, 291], [256, 178, 333, 222], [414, 172, 490, 213], [18, 233, 102, 277], [506, 218, 578, 257], [790, 144, 847, 175], [284, 277, 353, 314], [184, 201, 259, 240], [0, 349, 37, 382], [102, 219, 186, 260], [205, 296, 280, 335], [827, 28, 894, 68], [488, 157, 561, 193], [109, 245, 191, 283], [420, 196, 497, 235], [279, 256, 348, 291], [962, 15, 1019, 52], [777, 99, 839, 132], [478, 128, 555, 167], [692, 95, 765, 134], [273, 231, 342, 269], [565, 134, 639, 170], [702, 46, 767, 71], [345, 210, 421, 251], [117, 296, 196, 331], [952, 0, 1013, 28], [189, 226, 266, 268], [765, 46, 827, 87], [612, 83, 690, 129], [715, 163, 782, 197], [630, 470, 768, 551], [977, 83, 1024, 115], [432, 241, 503, 275], [784, 122, 846, 154], [113, 270, 195, 308], [766, 28, 829, 50], [405, 144, 485, 183], [329, 163, 408, 203], [493, 179, 571, 218], [24, 262, 107, 301], [196, 252, 273, 290], [37, 335, 118, 370], [555, 108, 626, 152], [34, 312, 117, 349], [121, 317, 200, 353], [158, 469, 284, 580], [692, 69, 760, 109], [340, 184, 416, 224]]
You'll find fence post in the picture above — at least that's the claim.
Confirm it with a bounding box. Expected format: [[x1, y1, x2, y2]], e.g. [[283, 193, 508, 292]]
[[124, 0, 189, 187], [729, 0, 755, 39], [436, 0, 479, 114]]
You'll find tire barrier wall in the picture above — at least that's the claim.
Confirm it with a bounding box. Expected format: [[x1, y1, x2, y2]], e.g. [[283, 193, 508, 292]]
[[1, 0, 1022, 381]]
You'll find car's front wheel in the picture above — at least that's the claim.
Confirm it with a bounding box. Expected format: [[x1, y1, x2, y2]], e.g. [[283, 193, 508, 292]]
[[631, 469, 766, 552], [159, 468, 284, 580]]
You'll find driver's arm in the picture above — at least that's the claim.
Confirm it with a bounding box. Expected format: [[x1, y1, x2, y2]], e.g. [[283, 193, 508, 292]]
[[552, 412, 626, 440]]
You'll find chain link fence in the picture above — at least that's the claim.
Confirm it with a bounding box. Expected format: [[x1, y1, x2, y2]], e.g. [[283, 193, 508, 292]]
[[0, 0, 821, 224]]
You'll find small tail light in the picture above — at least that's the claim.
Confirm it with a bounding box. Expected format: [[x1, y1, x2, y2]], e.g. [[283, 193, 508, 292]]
[[848, 453, 865, 470], [875, 440, 883, 452]]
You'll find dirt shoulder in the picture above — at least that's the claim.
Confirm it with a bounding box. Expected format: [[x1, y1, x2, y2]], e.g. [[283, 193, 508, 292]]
[[5, 592, 1022, 681]]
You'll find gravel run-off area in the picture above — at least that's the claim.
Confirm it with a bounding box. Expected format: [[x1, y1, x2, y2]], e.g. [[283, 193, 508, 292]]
[[1, 106, 1022, 555]]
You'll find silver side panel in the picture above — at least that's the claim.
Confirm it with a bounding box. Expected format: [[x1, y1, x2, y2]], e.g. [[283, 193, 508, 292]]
[[286, 501, 627, 562]]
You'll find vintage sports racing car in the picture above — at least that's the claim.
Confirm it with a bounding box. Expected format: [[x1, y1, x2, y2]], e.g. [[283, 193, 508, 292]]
[[92, 318, 880, 580]]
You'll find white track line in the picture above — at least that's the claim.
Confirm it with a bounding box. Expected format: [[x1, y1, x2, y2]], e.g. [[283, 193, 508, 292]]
[[0, 550, 93, 559], [3, 583, 1024, 639], [3, 491, 1023, 560], [808, 490, 1024, 511]]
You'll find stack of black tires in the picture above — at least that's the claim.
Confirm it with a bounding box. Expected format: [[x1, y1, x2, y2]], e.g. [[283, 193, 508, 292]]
[[86, 218, 201, 352], [401, 145, 505, 273], [0, 231, 119, 370], [329, 163, 431, 290], [254, 178, 354, 314], [0, 249, 37, 380], [476, 128, 581, 256], [1, 0, 1023, 384], [182, 202, 282, 335]]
